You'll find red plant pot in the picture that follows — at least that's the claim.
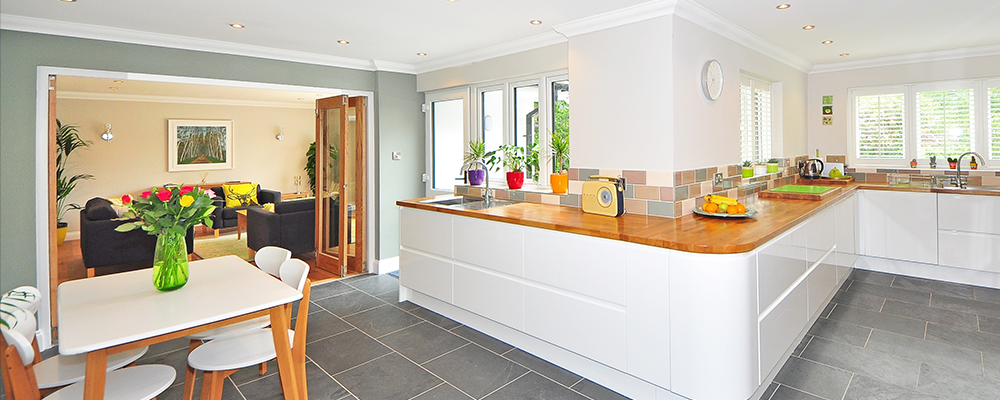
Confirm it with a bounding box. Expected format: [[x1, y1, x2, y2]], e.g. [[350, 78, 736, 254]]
[[949, 162, 957, 169], [506, 171, 525, 190]]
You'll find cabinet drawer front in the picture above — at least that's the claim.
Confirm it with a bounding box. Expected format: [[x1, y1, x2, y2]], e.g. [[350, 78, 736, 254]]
[[759, 283, 808, 382], [807, 261, 838, 318], [859, 191, 938, 264], [523, 286, 626, 370], [758, 230, 807, 315], [523, 227, 627, 305], [938, 194, 1000, 235], [399, 249, 453, 302], [938, 230, 1000, 273], [805, 207, 837, 264], [400, 208, 452, 258], [453, 216, 524, 277], [453, 265, 524, 330]]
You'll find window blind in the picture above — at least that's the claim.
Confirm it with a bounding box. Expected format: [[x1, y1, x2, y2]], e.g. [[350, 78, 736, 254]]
[[916, 88, 974, 158], [990, 86, 1000, 160], [740, 76, 771, 164], [856, 93, 905, 159]]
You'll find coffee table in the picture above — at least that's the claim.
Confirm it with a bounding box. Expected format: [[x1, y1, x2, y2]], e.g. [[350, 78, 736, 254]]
[[236, 209, 248, 239]]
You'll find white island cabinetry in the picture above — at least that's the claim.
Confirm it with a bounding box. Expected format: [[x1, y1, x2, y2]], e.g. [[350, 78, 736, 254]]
[[937, 194, 1000, 273]]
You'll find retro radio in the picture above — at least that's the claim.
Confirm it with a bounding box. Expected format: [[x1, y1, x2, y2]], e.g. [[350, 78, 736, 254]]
[[581, 175, 626, 217]]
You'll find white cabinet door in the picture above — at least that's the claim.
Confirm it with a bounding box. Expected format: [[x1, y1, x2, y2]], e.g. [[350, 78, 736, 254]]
[[453, 265, 524, 329], [523, 286, 627, 370], [757, 227, 807, 315], [835, 195, 858, 283], [859, 191, 938, 264], [805, 207, 837, 265], [523, 227, 627, 305], [400, 208, 453, 258], [938, 230, 1000, 273], [399, 249, 453, 302], [453, 216, 524, 277], [807, 260, 838, 318], [938, 194, 1000, 235], [624, 243, 670, 388], [759, 283, 807, 382]]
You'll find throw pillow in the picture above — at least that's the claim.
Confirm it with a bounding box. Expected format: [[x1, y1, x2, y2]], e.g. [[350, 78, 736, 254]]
[[222, 183, 259, 208], [84, 197, 118, 221], [106, 197, 129, 217], [262, 203, 275, 212]]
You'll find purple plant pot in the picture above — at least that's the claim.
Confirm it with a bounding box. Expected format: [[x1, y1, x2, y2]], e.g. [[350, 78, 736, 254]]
[[468, 169, 486, 186]]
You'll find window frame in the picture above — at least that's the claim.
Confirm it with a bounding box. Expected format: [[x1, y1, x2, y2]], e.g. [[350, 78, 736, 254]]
[[424, 87, 471, 196], [740, 74, 774, 165]]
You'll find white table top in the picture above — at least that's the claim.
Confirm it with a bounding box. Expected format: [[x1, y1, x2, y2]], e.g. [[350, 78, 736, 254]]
[[58, 255, 302, 355]]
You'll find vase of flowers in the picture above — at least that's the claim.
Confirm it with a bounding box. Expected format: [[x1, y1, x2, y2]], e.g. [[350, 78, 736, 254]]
[[116, 185, 216, 291]]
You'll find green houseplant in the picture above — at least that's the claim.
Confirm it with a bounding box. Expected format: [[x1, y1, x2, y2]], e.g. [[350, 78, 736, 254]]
[[490, 145, 526, 189], [766, 158, 780, 174], [550, 130, 570, 194], [305, 142, 339, 195], [56, 120, 93, 245], [947, 157, 958, 169], [742, 160, 754, 178], [463, 140, 494, 186]]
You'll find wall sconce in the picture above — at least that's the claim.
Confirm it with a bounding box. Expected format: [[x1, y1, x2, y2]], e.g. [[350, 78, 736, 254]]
[[276, 127, 284, 141], [101, 123, 114, 142]]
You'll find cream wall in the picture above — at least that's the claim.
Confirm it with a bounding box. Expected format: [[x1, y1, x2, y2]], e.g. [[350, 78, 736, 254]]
[[807, 54, 1000, 162], [416, 43, 569, 92], [57, 97, 314, 233]]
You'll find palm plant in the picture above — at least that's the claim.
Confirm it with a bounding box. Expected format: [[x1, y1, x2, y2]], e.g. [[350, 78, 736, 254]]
[[305, 142, 339, 195], [56, 120, 93, 223], [550, 129, 570, 173], [464, 140, 494, 169]]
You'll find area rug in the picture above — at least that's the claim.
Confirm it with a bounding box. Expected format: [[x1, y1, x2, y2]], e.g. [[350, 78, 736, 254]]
[[194, 233, 251, 261]]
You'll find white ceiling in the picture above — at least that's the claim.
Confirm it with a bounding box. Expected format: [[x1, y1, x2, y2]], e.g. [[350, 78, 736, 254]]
[[2, 0, 999, 72], [56, 75, 327, 107]]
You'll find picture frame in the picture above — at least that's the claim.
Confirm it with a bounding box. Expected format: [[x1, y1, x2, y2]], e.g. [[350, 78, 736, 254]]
[[168, 119, 234, 171]]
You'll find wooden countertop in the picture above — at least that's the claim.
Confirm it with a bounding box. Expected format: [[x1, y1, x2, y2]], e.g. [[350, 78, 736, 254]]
[[397, 183, 998, 255]]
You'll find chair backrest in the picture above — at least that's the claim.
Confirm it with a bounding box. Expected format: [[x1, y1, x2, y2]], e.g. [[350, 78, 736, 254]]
[[2, 313, 42, 400], [0, 304, 36, 349], [2, 286, 42, 314], [255, 246, 292, 277], [279, 259, 310, 293]]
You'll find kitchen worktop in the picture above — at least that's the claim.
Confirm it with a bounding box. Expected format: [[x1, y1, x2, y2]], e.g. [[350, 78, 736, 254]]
[[397, 182, 998, 255]]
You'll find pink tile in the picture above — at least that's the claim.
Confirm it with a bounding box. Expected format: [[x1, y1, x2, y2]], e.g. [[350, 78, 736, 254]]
[[525, 192, 543, 203], [867, 173, 888, 183], [568, 168, 579, 181], [634, 185, 659, 200], [625, 199, 647, 215], [689, 184, 702, 197], [660, 187, 674, 201], [682, 170, 696, 185], [622, 170, 647, 185]]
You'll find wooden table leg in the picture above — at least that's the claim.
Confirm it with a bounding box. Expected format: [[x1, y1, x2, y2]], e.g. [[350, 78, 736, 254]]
[[269, 306, 300, 400], [83, 349, 108, 400]]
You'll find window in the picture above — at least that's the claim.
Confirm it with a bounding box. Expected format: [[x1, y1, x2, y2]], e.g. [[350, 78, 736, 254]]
[[551, 80, 570, 173], [916, 87, 974, 158], [855, 92, 905, 159], [740, 76, 772, 164], [990, 84, 1000, 160], [512, 84, 539, 179], [425, 88, 470, 195]]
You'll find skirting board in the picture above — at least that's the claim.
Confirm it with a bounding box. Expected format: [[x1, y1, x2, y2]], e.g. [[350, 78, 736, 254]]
[[856, 256, 1000, 290], [374, 256, 399, 275]]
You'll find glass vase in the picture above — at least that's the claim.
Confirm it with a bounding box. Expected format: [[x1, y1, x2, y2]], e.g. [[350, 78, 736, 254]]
[[153, 231, 189, 291]]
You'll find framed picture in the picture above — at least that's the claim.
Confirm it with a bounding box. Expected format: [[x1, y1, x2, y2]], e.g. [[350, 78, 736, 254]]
[[168, 119, 234, 171]]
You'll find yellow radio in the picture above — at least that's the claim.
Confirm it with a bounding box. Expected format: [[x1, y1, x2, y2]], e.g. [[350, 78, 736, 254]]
[[581, 175, 626, 217]]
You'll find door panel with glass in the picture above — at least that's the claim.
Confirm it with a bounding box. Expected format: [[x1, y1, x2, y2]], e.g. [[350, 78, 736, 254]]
[[316, 95, 366, 277]]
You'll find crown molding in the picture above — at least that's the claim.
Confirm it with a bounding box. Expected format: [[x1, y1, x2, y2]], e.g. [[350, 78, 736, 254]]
[[413, 31, 567, 75], [673, 0, 812, 73], [56, 91, 314, 109], [551, 0, 678, 38], [810, 44, 1000, 74], [0, 14, 387, 72], [372, 60, 417, 75]]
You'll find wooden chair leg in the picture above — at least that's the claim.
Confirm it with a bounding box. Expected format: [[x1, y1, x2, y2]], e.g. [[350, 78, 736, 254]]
[[183, 340, 203, 400], [199, 369, 236, 400], [258, 361, 267, 376], [87, 268, 95, 278], [214, 229, 220, 238]]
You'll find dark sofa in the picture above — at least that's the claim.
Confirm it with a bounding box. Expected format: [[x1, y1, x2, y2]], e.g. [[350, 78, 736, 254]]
[[207, 184, 280, 234], [79, 197, 194, 275], [246, 198, 317, 255]]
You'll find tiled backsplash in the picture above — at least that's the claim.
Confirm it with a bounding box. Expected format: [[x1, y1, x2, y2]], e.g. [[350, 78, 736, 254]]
[[844, 167, 1000, 187]]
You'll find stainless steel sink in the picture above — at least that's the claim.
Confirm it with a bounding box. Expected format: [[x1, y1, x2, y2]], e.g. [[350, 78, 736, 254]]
[[934, 185, 1000, 193], [418, 196, 519, 209], [419, 196, 480, 206]]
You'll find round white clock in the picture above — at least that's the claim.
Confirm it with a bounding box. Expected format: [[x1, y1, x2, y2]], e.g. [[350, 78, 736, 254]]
[[702, 59, 723, 101]]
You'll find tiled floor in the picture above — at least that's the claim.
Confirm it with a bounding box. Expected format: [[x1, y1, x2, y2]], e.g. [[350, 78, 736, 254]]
[[761, 269, 1000, 400]]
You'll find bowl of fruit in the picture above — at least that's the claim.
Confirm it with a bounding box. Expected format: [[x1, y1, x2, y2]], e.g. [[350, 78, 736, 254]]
[[693, 195, 757, 218]]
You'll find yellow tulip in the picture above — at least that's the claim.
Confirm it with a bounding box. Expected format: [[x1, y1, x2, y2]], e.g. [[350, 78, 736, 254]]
[[179, 195, 194, 207]]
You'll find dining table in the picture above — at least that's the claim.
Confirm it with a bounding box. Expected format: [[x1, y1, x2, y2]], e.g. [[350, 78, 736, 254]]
[[57, 255, 305, 399]]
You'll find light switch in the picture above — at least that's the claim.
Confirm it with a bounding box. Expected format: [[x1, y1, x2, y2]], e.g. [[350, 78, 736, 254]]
[[392, 151, 402, 160]]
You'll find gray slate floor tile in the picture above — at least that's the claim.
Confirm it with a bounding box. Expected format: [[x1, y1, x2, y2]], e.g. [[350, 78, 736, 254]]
[[980, 315, 1000, 335], [891, 275, 975, 300], [930, 294, 1000, 318], [343, 304, 422, 338], [239, 361, 350, 400], [774, 356, 853, 400], [808, 317, 872, 347], [315, 290, 385, 318], [880, 299, 979, 331], [799, 336, 920, 389], [134, 348, 189, 388], [827, 304, 927, 339], [409, 307, 462, 330], [865, 329, 985, 377], [303, 310, 354, 344], [227, 359, 276, 386], [974, 286, 1000, 305], [423, 344, 528, 399], [346, 274, 401, 296], [412, 383, 476, 400], [334, 352, 443, 400], [158, 377, 244, 400], [843, 374, 942, 400], [759, 382, 778, 400], [483, 372, 588, 400], [792, 335, 813, 357], [376, 289, 401, 305], [310, 281, 355, 301], [847, 281, 930, 306], [916, 363, 1000, 398], [832, 290, 886, 311], [397, 300, 422, 311], [820, 303, 836, 318], [925, 322, 1000, 355], [307, 329, 393, 375], [984, 351, 1000, 382], [769, 384, 826, 400], [503, 348, 583, 387], [146, 336, 191, 357], [570, 379, 631, 400], [849, 270, 896, 286], [379, 322, 470, 364], [450, 325, 514, 355]]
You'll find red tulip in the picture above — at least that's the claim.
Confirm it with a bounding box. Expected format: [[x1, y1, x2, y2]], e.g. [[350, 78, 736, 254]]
[[179, 186, 194, 195], [141, 190, 152, 199], [156, 190, 171, 202], [122, 194, 132, 204], [204, 189, 215, 197]]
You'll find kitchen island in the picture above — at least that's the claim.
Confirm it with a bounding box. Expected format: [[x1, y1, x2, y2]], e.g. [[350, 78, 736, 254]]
[[396, 183, 998, 400]]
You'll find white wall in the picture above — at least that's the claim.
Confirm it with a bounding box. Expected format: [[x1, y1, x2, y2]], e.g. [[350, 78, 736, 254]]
[[807, 54, 1000, 159], [417, 43, 569, 92]]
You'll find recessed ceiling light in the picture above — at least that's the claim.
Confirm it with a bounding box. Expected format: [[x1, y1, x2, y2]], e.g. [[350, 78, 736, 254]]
[[337, 40, 349, 45], [230, 23, 244, 29], [417, 52, 427, 57], [297, 97, 304, 101], [112, 80, 124, 84], [59, 0, 76, 3], [776, 4, 791, 9], [109, 87, 118, 90], [840, 53, 850, 57], [802, 25, 815, 30], [530, 20, 542, 25], [822, 40, 833, 45], [448, 0, 458, 2]]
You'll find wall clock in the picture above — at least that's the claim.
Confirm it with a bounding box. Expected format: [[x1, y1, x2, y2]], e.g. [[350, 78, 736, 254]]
[[702, 59, 723, 101]]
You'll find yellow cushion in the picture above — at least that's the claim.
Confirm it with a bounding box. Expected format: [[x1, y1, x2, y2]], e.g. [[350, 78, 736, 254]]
[[262, 203, 275, 212], [222, 184, 259, 208]]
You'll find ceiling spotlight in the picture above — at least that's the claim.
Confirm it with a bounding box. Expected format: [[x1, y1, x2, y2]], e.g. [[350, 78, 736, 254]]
[[112, 79, 124, 84], [297, 97, 304, 101], [802, 25, 815, 30], [59, 0, 76, 2], [337, 40, 349, 45], [417, 52, 427, 57], [530, 20, 542, 25], [109, 86, 118, 90], [840, 53, 850, 57], [776, 4, 791, 9], [230, 23, 244, 29], [822, 40, 833, 45]]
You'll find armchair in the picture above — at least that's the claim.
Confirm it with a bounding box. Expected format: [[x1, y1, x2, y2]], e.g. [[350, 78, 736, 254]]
[[246, 198, 317, 255], [79, 197, 194, 276], [207, 184, 280, 237]]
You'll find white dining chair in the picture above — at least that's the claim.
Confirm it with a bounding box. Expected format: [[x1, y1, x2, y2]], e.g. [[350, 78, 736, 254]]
[[255, 246, 292, 277], [185, 258, 312, 400], [1, 291, 149, 397], [1, 313, 174, 400], [2, 286, 42, 314]]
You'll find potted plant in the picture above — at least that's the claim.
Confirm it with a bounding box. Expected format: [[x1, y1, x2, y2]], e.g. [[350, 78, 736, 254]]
[[742, 161, 754, 178], [55, 120, 94, 245], [305, 142, 339, 195], [766, 158, 780, 174], [492, 145, 526, 190], [549, 130, 570, 194], [929, 155, 937, 169], [463, 140, 493, 186], [947, 157, 958, 169], [910, 158, 918, 168], [754, 160, 767, 176]]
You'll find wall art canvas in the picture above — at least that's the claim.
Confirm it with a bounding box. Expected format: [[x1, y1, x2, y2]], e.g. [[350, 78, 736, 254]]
[[168, 119, 234, 171]]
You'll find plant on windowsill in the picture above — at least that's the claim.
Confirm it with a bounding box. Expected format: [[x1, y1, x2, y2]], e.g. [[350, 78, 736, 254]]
[[929, 155, 937, 169], [56, 120, 94, 246], [742, 160, 754, 178], [490, 145, 526, 190], [947, 157, 958, 169], [549, 129, 570, 194], [910, 158, 918, 168], [463, 140, 494, 186], [766, 158, 780, 174], [754, 160, 768, 177]]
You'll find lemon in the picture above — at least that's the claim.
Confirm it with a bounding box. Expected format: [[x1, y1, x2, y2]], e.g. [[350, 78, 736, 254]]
[[829, 167, 843, 178]]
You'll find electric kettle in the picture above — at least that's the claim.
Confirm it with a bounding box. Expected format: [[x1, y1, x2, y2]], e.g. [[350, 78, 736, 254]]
[[799, 158, 825, 179]]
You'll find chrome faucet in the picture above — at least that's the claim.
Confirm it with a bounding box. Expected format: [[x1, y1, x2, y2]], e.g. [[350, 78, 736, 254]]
[[460, 160, 491, 205], [954, 151, 986, 189]]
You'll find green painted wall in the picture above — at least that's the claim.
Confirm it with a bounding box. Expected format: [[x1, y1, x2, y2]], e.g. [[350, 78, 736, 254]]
[[0, 30, 423, 291]]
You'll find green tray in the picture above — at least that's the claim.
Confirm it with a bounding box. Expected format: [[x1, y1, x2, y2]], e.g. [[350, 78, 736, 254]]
[[769, 185, 836, 194]]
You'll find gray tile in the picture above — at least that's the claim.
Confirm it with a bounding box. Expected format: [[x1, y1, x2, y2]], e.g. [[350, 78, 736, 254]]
[[307, 329, 393, 375], [799, 337, 919, 388], [865, 330, 985, 377], [820, 303, 836, 319], [849, 270, 896, 286], [412, 383, 475, 400], [759, 382, 778, 400], [916, 363, 1000, 398], [578, 169, 600, 181], [792, 335, 813, 357], [891, 276, 975, 300], [397, 300, 422, 311], [974, 286, 1000, 305], [484, 372, 587, 400], [980, 315, 1000, 335], [931, 294, 1000, 318], [450, 325, 514, 355], [773, 356, 853, 400], [239, 361, 349, 400], [228, 359, 276, 386], [346, 274, 400, 295], [301, 310, 353, 344], [503, 348, 582, 387], [559, 194, 580, 207], [377, 289, 401, 304], [925, 323, 1000, 355], [623, 184, 634, 199], [410, 307, 462, 330], [695, 168, 707, 182], [344, 304, 422, 338], [310, 281, 355, 301], [984, 351, 1000, 382], [570, 379, 630, 400], [509, 191, 526, 201], [880, 299, 979, 330], [646, 201, 675, 218], [334, 352, 443, 400], [769, 384, 826, 400], [379, 322, 470, 364], [827, 304, 927, 339], [848, 281, 930, 306], [674, 185, 689, 201], [832, 290, 886, 311], [314, 290, 385, 317], [843, 374, 943, 400], [135, 347, 188, 387], [145, 336, 191, 357], [157, 377, 243, 400], [423, 343, 528, 399], [808, 318, 872, 348]]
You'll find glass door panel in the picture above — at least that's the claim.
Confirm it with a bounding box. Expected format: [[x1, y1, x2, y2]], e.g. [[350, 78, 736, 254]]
[[316, 95, 366, 277]]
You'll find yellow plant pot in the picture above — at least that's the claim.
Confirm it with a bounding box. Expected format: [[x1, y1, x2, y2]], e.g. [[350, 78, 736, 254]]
[[57, 222, 68, 246], [551, 173, 569, 194]]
